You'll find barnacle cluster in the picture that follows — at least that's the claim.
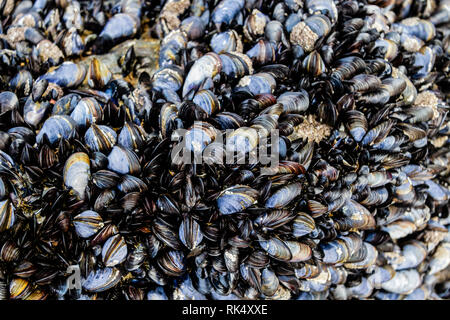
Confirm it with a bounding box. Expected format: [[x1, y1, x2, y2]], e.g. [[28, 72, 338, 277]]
[[0, 0, 449, 300]]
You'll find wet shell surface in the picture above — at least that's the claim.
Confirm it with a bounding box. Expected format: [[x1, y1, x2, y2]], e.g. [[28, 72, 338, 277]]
[[0, 0, 448, 302]]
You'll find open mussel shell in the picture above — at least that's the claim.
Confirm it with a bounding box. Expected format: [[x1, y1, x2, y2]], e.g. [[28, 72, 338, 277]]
[[84, 124, 117, 153], [102, 234, 128, 267], [73, 210, 104, 238], [107, 146, 141, 175], [63, 152, 91, 200], [82, 267, 121, 293], [216, 185, 259, 215]]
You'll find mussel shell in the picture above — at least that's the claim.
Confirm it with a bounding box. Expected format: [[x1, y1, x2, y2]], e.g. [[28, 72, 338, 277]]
[[82, 267, 121, 292], [217, 185, 259, 215], [0, 199, 15, 232], [0, 241, 20, 262], [237, 73, 276, 95], [211, 0, 245, 30], [92, 170, 121, 189], [9, 70, 33, 97], [261, 268, 279, 297], [293, 212, 316, 238], [259, 238, 292, 261], [102, 234, 128, 267], [63, 152, 91, 199], [70, 97, 103, 129], [23, 97, 50, 128], [320, 239, 350, 264], [278, 90, 309, 114], [181, 16, 206, 40], [9, 278, 33, 300], [183, 121, 220, 154], [380, 269, 421, 295], [117, 175, 147, 193], [52, 93, 81, 115], [107, 146, 141, 175], [157, 250, 186, 277], [344, 242, 378, 269], [37, 62, 87, 88], [36, 115, 77, 145], [88, 58, 112, 89], [219, 52, 253, 79], [73, 210, 104, 238], [193, 90, 221, 117], [13, 261, 37, 278], [265, 183, 302, 209], [118, 122, 146, 151], [0, 92, 19, 113], [84, 124, 117, 153], [179, 217, 204, 250], [211, 30, 243, 53], [182, 52, 222, 98]]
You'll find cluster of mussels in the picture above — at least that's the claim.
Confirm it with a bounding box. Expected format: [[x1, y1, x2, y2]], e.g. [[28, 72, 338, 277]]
[[0, 0, 450, 300]]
